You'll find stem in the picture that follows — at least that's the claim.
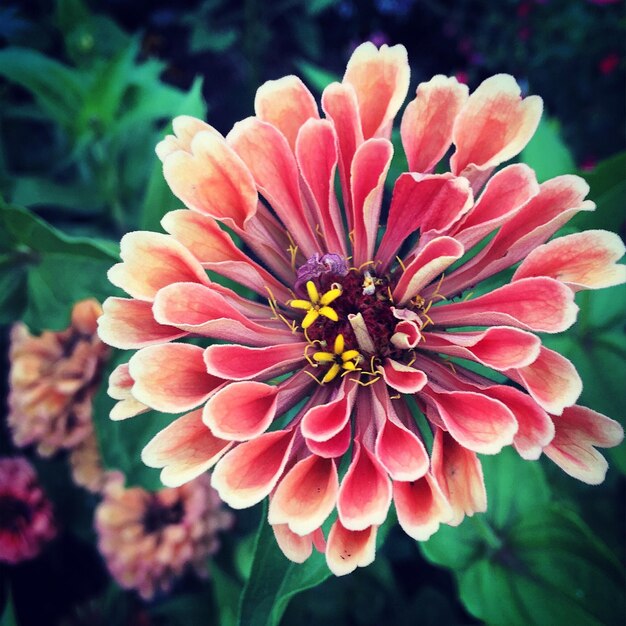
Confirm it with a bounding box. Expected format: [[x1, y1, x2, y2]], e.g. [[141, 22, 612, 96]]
[[471, 514, 503, 551]]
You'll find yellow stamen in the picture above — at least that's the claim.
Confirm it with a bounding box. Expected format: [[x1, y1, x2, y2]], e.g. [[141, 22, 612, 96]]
[[322, 363, 342, 384], [342, 349, 360, 362], [313, 351, 335, 363], [320, 288, 342, 306], [302, 309, 320, 329], [333, 334, 345, 354], [318, 306, 339, 322], [289, 299, 313, 311], [306, 281, 320, 303]]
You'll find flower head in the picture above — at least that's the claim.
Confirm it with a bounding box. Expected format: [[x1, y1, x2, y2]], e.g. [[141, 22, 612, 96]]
[[8, 299, 109, 457], [99, 43, 625, 576], [0, 457, 56, 564], [95, 472, 232, 600]]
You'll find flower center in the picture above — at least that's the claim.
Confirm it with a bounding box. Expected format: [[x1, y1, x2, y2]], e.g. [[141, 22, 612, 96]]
[[0, 495, 32, 533], [142, 497, 185, 534]]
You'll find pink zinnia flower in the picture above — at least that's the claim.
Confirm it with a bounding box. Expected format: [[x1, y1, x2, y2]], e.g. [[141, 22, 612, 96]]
[[0, 457, 56, 564], [8, 299, 109, 457], [99, 43, 625, 576], [95, 472, 233, 600]]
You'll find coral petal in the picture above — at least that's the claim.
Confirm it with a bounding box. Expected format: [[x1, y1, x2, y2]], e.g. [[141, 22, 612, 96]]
[[326, 520, 377, 577], [272, 524, 313, 563]]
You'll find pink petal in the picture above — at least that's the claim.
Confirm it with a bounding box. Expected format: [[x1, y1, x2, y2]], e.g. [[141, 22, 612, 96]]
[[343, 42, 410, 139], [98, 297, 185, 349], [211, 429, 295, 508], [203, 342, 306, 381], [227, 117, 319, 257], [108, 364, 149, 421], [421, 327, 541, 371], [326, 520, 377, 577], [305, 420, 352, 459], [544, 405, 623, 485], [431, 428, 487, 526], [429, 277, 578, 333], [401, 75, 468, 173], [485, 385, 554, 460], [202, 381, 278, 441], [376, 174, 472, 270], [108, 232, 209, 301], [379, 359, 427, 394], [295, 119, 346, 255], [393, 236, 464, 304], [141, 409, 233, 487], [321, 81, 363, 220], [272, 524, 314, 563], [452, 163, 539, 249], [155, 115, 218, 160], [390, 320, 422, 350], [255, 75, 319, 151], [422, 387, 518, 454], [128, 343, 222, 413], [153, 282, 298, 346], [300, 377, 358, 442], [268, 455, 339, 535], [162, 130, 258, 230], [513, 229, 626, 291], [507, 346, 582, 415], [161, 209, 290, 299], [393, 473, 453, 541], [350, 138, 393, 266], [451, 74, 543, 185], [337, 440, 392, 531]]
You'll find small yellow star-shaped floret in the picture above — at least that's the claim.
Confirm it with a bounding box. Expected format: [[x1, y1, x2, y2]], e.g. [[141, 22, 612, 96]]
[[288, 281, 342, 329], [312, 334, 361, 384]]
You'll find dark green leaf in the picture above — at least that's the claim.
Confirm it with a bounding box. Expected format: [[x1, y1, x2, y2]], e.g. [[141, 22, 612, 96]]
[[0, 47, 85, 128], [0, 584, 16, 626], [212, 563, 242, 626]]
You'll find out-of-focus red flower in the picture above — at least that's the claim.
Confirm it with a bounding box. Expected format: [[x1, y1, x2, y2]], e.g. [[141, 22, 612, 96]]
[[8, 300, 109, 459], [99, 42, 625, 576], [599, 52, 620, 75], [0, 457, 56, 564], [95, 472, 232, 600]]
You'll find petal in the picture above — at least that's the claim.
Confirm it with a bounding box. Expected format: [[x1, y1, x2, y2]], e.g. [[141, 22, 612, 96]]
[[429, 277, 578, 333], [451, 74, 543, 184], [393, 473, 453, 541], [203, 342, 306, 381], [343, 42, 410, 139], [512, 229, 626, 291], [325, 520, 377, 577], [153, 282, 298, 346], [211, 429, 295, 508], [401, 75, 468, 173], [98, 297, 185, 349], [321, 81, 363, 219], [162, 129, 258, 230], [544, 405, 624, 485], [227, 117, 318, 256], [268, 455, 339, 536], [337, 440, 392, 531], [141, 409, 233, 487], [421, 327, 541, 371], [255, 75, 319, 151], [305, 420, 352, 459], [452, 163, 539, 249], [272, 524, 314, 563], [485, 385, 554, 460], [423, 387, 518, 454], [128, 343, 222, 413], [161, 209, 290, 299], [108, 364, 149, 421], [379, 359, 427, 394], [390, 320, 422, 350], [507, 346, 582, 415], [350, 138, 393, 266], [155, 115, 218, 160], [295, 119, 347, 255], [107, 232, 210, 301], [376, 173, 472, 270], [393, 236, 464, 304], [431, 428, 487, 526], [202, 381, 278, 441]]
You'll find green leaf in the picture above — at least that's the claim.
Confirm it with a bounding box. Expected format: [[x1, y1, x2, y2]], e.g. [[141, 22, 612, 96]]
[[306, 0, 339, 15], [0, 584, 16, 626], [212, 563, 242, 626], [520, 117, 576, 183], [0, 47, 85, 128], [295, 60, 340, 93], [421, 450, 624, 625], [572, 152, 626, 233], [139, 77, 207, 231]]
